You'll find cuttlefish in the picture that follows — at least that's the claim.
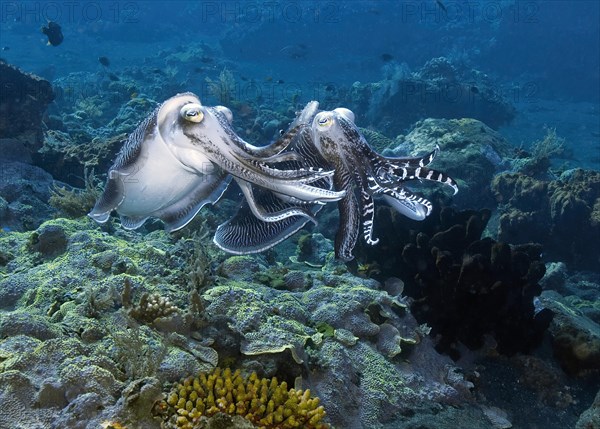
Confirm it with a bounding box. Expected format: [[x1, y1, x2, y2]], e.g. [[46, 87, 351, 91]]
[[311, 106, 458, 260], [89, 93, 344, 231], [215, 102, 458, 261]]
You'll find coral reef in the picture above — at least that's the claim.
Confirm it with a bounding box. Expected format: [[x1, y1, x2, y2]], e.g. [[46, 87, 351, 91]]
[[0, 216, 478, 429], [382, 117, 512, 209], [360, 206, 552, 358], [202, 267, 472, 428], [512, 128, 566, 178], [156, 367, 328, 429], [128, 293, 180, 325], [491, 168, 600, 269], [576, 389, 600, 429], [205, 68, 238, 106]]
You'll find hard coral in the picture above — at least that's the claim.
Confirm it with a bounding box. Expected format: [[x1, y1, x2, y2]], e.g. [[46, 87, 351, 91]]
[[157, 367, 329, 429]]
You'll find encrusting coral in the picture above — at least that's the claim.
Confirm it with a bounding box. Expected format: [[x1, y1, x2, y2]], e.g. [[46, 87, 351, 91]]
[[156, 367, 329, 429]]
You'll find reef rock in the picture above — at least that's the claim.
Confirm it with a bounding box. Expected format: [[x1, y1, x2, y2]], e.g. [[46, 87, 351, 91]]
[[385, 118, 512, 208], [0, 161, 55, 231], [576, 388, 600, 429], [540, 290, 600, 376], [346, 57, 515, 136], [0, 60, 54, 154], [491, 169, 600, 270]]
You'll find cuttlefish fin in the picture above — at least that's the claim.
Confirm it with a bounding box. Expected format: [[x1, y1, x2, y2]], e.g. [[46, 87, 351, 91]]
[[214, 187, 321, 254], [155, 171, 232, 232], [120, 214, 149, 230], [88, 170, 126, 223]]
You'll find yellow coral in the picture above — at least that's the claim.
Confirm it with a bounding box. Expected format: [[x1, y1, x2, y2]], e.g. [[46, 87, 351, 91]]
[[158, 367, 329, 429]]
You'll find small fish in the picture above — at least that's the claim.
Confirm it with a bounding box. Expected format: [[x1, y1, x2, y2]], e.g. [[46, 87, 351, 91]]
[[265, 76, 273, 82], [435, 0, 448, 13], [41, 21, 63, 46], [470, 86, 479, 94], [381, 53, 394, 62], [98, 56, 110, 67], [325, 84, 335, 92], [1, 46, 9, 51], [200, 56, 213, 63], [130, 92, 138, 99], [152, 68, 164, 74], [108, 72, 120, 81], [276, 79, 284, 84]]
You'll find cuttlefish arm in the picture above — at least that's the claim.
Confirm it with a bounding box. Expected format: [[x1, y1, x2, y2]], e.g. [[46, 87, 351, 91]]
[[214, 106, 332, 254], [369, 146, 459, 194], [235, 179, 316, 223], [333, 169, 361, 262]]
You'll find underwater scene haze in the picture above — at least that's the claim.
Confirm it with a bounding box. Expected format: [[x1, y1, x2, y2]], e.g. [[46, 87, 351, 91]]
[[0, 1, 599, 428]]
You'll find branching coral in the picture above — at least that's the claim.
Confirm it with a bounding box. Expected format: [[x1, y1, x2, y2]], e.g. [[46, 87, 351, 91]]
[[531, 128, 565, 161], [110, 325, 168, 380], [128, 292, 179, 324], [205, 68, 237, 106], [515, 128, 566, 177], [49, 168, 102, 218], [156, 367, 329, 429]]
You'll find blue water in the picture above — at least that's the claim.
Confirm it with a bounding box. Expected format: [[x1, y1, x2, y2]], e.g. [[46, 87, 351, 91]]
[[2, 1, 598, 166], [2, 1, 599, 96]]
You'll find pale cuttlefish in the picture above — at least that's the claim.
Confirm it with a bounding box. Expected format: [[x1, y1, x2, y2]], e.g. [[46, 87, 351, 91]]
[[88, 93, 344, 231], [215, 102, 458, 261]]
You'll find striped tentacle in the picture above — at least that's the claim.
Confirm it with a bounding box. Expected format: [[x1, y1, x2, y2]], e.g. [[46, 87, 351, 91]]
[[375, 146, 439, 184], [356, 172, 379, 246], [377, 163, 459, 195]]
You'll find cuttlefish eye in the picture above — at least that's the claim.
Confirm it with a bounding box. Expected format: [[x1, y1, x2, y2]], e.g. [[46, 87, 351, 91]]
[[180, 103, 204, 123], [316, 114, 332, 127]]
